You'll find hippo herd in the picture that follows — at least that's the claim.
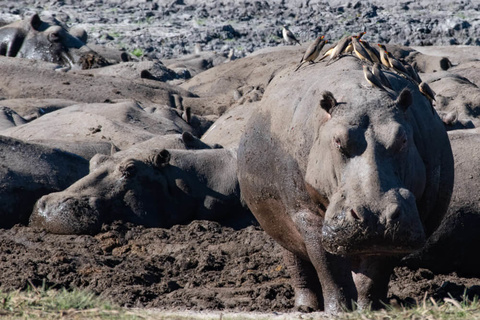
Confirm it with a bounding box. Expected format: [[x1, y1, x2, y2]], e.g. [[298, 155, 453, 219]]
[[1, 13, 480, 314]]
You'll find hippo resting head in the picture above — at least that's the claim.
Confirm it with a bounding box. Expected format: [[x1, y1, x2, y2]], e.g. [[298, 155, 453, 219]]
[[0, 13, 108, 69], [306, 89, 426, 256], [30, 147, 252, 235]]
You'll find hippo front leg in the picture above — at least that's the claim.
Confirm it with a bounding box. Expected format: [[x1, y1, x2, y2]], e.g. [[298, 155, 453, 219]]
[[351, 256, 398, 310], [283, 249, 323, 311], [294, 209, 357, 314]]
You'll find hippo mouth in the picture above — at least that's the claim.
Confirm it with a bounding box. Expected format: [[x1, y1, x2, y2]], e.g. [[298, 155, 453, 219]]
[[321, 222, 426, 257]]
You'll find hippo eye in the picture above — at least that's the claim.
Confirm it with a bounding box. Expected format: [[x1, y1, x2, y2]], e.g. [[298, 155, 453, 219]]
[[119, 162, 136, 178], [333, 137, 349, 156]]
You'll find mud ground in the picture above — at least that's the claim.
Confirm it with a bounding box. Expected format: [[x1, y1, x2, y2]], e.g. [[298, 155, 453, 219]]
[[1, 220, 478, 312]]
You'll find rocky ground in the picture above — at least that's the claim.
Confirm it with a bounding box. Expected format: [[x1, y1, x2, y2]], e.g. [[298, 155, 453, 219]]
[[1, 0, 480, 316], [1, 0, 479, 60]]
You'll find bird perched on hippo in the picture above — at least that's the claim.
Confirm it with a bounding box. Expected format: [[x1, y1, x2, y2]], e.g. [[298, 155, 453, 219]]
[[237, 49, 454, 313], [0, 13, 108, 69]]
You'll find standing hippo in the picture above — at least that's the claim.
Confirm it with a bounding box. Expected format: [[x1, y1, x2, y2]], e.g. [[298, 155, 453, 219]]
[[30, 146, 254, 235], [0, 13, 108, 69], [237, 56, 454, 313]]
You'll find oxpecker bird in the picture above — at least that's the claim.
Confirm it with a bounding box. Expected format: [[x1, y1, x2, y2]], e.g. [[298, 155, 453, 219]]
[[419, 81, 436, 102], [282, 25, 301, 45], [359, 39, 380, 63], [325, 35, 352, 65], [372, 63, 392, 89], [294, 36, 326, 71], [386, 51, 409, 75], [352, 36, 373, 63], [363, 65, 384, 90], [377, 44, 391, 68]]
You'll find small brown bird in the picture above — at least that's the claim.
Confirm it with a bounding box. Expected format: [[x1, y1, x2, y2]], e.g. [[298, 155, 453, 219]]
[[386, 51, 409, 75], [325, 35, 352, 65], [363, 65, 385, 90], [404, 63, 422, 84], [372, 63, 392, 89], [352, 37, 373, 63], [377, 44, 391, 68], [359, 39, 380, 63], [419, 81, 436, 102], [282, 25, 301, 45], [294, 36, 326, 71]]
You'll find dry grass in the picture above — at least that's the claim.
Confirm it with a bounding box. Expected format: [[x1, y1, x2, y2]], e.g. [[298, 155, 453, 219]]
[[1, 285, 479, 320]]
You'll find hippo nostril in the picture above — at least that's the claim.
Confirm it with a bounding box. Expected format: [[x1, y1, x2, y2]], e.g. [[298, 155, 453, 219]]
[[387, 205, 401, 222], [350, 208, 361, 220]]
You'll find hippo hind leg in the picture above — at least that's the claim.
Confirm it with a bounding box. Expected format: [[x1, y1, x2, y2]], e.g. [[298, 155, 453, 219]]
[[283, 249, 323, 311]]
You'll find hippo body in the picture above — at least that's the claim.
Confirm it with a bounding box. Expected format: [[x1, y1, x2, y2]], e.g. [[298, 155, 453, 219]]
[[0, 135, 89, 228], [237, 57, 454, 312], [404, 128, 480, 276], [30, 146, 253, 235], [0, 13, 107, 69]]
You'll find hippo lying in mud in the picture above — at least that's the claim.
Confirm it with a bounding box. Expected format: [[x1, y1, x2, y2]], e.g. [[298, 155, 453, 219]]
[[238, 54, 454, 312], [0, 13, 107, 69], [30, 145, 253, 235], [0, 135, 89, 229]]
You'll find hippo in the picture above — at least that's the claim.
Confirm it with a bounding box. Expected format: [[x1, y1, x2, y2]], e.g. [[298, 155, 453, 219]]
[[30, 146, 253, 235], [404, 128, 480, 277], [0, 135, 89, 228], [0, 13, 108, 69], [237, 55, 454, 313]]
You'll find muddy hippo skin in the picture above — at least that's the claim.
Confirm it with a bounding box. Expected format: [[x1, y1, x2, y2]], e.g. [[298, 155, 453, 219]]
[[0, 136, 89, 228], [237, 56, 454, 313], [0, 13, 107, 69], [403, 129, 480, 277], [30, 147, 253, 235]]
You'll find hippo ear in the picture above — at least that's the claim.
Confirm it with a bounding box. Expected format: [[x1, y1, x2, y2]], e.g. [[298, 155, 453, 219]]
[[181, 131, 195, 145], [29, 13, 43, 31], [320, 91, 337, 115], [396, 88, 413, 112], [153, 149, 171, 168]]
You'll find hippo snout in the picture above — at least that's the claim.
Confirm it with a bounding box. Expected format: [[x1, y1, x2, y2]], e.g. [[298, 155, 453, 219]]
[[322, 188, 426, 256], [30, 195, 102, 235]]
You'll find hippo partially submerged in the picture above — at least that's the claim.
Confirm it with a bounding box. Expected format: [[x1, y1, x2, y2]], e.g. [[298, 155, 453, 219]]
[[0, 13, 107, 69], [30, 145, 253, 235], [237, 56, 454, 312]]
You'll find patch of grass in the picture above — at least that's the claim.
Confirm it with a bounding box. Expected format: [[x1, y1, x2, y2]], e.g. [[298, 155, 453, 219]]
[[338, 295, 480, 320], [0, 281, 148, 320], [131, 48, 144, 58]]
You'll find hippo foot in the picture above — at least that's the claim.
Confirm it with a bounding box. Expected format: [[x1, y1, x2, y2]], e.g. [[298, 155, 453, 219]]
[[294, 287, 321, 312]]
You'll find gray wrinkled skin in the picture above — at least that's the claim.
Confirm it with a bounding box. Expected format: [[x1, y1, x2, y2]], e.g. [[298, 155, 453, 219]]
[[237, 56, 454, 313], [30, 147, 253, 235], [0, 135, 89, 228], [0, 13, 107, 69]]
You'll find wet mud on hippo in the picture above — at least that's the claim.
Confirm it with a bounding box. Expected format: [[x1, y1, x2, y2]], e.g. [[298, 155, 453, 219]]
[[237, 54, 454, 313]]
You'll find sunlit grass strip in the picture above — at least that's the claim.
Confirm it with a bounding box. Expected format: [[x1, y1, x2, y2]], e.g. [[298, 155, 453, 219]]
[[0, 285, 145, 320], [337, 295, 480, 320]]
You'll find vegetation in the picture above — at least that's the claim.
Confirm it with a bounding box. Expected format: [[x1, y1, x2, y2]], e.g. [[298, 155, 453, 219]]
[[131, 48, 144, 58], [1, 285, 479, 320]]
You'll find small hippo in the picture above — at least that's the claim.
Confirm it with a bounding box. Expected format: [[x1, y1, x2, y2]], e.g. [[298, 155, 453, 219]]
[[0, 13, 108, 69], [237, 56, 454, 313], [30, 146, 253, 235]]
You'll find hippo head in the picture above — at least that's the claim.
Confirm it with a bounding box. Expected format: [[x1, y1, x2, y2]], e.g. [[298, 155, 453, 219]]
[[305, 89, 427, 256], [16, 14, 108, 69], [30, 149, 190, 234]]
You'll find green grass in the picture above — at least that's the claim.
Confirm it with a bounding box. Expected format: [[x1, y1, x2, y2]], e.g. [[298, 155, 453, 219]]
[[131, 48, 144, 58], [1, 285, 479, 319]]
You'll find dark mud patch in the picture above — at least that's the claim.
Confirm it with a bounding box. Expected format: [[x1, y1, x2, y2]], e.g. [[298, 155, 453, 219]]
[[0, 220, 479, 312]]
